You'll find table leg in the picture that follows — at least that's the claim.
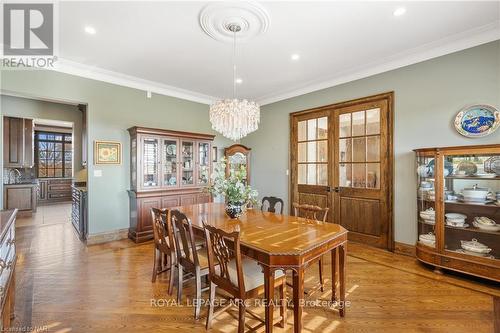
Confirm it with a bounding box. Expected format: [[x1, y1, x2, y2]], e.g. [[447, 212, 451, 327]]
[[263, 265, 275, 333], [292, 267, 304, 333], [339, 243, 346, 317], [331, 247, 337, 302]]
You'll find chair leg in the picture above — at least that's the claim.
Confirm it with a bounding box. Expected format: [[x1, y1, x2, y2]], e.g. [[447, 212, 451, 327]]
[[279, 282, 287, 328], [238, 301, 246, 333], [318, 257, 324, 292], [152, 248, 158, 283], [168, 254, 175, 296], [206, 281, 216, 330], [194, 271, 202, 320], [177, 265, 183, 304]]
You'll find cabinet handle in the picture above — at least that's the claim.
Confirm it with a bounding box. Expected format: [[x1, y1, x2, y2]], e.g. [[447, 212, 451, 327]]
[[443, 258, 450, 263], [6, 261, 13, 269]]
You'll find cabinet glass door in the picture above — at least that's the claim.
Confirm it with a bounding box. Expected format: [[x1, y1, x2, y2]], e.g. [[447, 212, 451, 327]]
[[142, 137, 160, 188], [197, 142, 210, 186], [162, 138, 178, 188], [181, 141, 194, 186], [416, 152, 436, 249]]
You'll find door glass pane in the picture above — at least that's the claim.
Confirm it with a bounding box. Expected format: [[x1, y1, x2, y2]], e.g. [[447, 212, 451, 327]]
[[307, 164, 316, 185], [366, 108, 380, 135], [352, 137, 366, 162], [298, 121, 307, 141], [307, 119, 317, 141], [307, 141, 317, 162], [298, 164, 307, 184], [182, 141, 194, 185], [367, 163, 380, 189], [163, 139, 177, 187], [339, 114, 351, 137], [366, 136, 380, 162], [298, 143, 306, 162], [318, 164, 327, 185], [198, 142, 210, 185], [317, 117, 328, 139], [339, 163, 352, 187], [143, 138, 159, 187], [339, 139, 352, 162], [317, 141, 328, 162], [352, 111, 365, 136], [352, 164, 366, 188]]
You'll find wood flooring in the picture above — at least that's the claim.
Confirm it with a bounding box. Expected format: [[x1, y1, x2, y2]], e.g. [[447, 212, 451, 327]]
[[11, 204, 499, 333]]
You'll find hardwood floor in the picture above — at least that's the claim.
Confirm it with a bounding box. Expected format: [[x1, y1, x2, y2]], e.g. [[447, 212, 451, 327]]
[[12, 218, 498, 333]]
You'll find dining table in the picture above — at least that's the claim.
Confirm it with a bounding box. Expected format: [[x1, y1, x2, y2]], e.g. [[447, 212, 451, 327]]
[[173, 202, 348, 333]]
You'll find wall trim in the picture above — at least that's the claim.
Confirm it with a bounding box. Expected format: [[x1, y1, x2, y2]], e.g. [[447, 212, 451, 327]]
[[394, 242, 416, 257], [86, 228, 129, 245], [52, 58, 216, 105], [258, 21, 500, 105]]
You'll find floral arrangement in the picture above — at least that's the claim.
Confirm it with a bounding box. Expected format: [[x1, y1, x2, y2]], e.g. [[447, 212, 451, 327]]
[[206, 157, 258, 206]]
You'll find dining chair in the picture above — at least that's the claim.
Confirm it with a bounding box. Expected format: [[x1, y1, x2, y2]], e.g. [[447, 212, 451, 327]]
[[171, 209, 212, 319], [203, 222, 287, 332], [151, 208, 176, 294], [292, 202, 330, 292], [261, 196, 284, 214]]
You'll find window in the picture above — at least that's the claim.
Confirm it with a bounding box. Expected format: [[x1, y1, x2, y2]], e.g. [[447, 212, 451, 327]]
[[297, 116, 328, 185], [35, 131, 73, 178]]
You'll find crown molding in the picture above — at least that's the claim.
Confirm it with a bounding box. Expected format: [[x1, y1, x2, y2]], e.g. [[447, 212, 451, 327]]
[[51, 58, 216, 105], [257, 21, 500, 106]]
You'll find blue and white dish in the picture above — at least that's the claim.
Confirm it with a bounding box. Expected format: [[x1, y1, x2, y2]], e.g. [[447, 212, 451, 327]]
[[454, 105, 499, 138]]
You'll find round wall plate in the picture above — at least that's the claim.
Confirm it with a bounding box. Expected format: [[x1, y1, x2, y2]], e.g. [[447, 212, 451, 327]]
[[199, 1, 270, 43], [454, 104, 500, 138]]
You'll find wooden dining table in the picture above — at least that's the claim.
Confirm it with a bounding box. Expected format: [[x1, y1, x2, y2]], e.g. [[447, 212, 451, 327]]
[[173, 202, 348, 333]]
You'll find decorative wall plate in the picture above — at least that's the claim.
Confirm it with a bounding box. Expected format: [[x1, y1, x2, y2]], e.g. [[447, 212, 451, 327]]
[[454, 104, 499, 137]]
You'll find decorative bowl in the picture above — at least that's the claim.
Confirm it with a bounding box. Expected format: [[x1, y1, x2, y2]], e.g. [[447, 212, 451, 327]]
[[446, 219, 467, 227], [472, 220, 500, 232], [462, 186, 490, 201], [419, 208, 435, 222], [456, 161, 478, 176], [460, 239, 492, 254]]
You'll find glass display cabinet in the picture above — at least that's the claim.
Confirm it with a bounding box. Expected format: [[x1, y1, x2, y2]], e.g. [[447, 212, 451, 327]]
[[224, 144, 251, 184], [127, 127, 214, 242], [414, 144, 499, 282]]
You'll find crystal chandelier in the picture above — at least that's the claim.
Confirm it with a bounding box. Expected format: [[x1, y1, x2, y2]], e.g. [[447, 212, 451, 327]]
[[209, 23, 260, 141]]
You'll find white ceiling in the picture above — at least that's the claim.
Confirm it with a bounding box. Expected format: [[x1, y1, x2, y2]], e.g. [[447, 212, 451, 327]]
[[55, 1, 500, 105]]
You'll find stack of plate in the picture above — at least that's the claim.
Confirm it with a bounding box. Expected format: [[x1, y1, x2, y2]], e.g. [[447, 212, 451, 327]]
[[419, 208, 435, 225], [445, 213, 468, 228], [419, 232, 435, 247], [460, 239, 492, 257], [472, 216, 500, 232]]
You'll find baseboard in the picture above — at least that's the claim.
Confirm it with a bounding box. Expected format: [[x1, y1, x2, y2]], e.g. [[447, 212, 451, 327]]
[[394, 241, 416, 257], [86, 228, 129, 245]]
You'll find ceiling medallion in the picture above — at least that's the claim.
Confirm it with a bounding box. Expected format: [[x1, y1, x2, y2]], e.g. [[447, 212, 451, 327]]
[[208, 23, 260, 141], [199, 1, 270, 43]]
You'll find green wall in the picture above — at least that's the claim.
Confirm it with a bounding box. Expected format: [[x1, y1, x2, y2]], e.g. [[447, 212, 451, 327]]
[[241, 41, 500, 245], [0, 70, 232, 235]]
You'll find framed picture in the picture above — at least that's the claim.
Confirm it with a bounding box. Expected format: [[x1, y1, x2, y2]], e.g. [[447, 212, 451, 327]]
[[212, 146, 218, 162], [94, 140, 122, 165], [454, 104, 499, 138]]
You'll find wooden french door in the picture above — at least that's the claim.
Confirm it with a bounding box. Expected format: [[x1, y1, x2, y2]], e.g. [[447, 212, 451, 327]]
[[290, 93, 393, 249]]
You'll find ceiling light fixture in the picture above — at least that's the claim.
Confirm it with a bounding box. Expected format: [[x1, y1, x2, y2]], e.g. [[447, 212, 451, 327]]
[[393, 7, 406, 17], [291, 54, 300, 61], [235, 78, 243, 84], [84, 26, 96, 34], [209, 23, 260, 141]]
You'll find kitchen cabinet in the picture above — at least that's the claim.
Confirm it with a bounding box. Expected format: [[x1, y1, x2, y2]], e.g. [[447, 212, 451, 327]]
[[37, 179, 72, 204], [3, 184, 37, 216], [0, 209, 17, 330], [127, 126, 215, 243], [3, 117, 34, 168]]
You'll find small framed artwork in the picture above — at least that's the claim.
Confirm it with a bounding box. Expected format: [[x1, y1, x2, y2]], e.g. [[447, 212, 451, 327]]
[[94, 140, 122, 165], [212, 146, 218, 162]]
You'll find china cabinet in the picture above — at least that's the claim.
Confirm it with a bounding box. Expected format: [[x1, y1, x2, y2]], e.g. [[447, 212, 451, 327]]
[[415, 144, 500, 282], [128, 127, 214, 242], [224, 144, 251, 184]]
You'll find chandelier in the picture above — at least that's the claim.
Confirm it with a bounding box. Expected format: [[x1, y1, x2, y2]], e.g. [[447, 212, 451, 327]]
[[209, 23, 260, 141]]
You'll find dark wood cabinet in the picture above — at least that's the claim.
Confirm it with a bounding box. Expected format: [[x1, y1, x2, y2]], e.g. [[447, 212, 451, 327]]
[[224, 144, 251, 184], [3, 116, 34, 168], [0, 210, 17, 331], [127, 127, 215, 243], [3, 184, 37, 216], [71, 186, 88, 240], [37, 179, 72, 204]]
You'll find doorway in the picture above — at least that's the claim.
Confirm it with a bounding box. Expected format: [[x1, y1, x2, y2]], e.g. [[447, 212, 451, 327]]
[[290, 92, 394, 250]]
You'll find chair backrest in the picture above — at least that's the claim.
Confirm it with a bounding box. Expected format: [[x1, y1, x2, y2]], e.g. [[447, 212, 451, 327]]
[[151, 208, 171, 253], [261, 196, 284, 214], [171, 210, 200, 270], [203, 222, 245, 298], [293, 202, 329, 222]]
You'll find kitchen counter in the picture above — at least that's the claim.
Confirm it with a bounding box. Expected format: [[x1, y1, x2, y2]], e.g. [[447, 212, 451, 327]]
[[3, 182, 38, 186]]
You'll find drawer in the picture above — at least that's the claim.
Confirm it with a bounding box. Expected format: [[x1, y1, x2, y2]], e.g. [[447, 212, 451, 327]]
[[48, 184, 71, 191], [441, 255, 500, 280], [48, 179, 72, 185], [48, 192, 72, 200]]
